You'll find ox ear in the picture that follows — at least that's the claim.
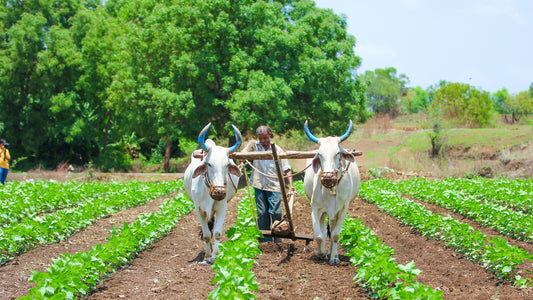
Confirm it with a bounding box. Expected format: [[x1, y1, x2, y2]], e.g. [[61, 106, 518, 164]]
[[228, 160, 242, 178], [192, 163, 207, 178], [312, 154, 321, 173], [339, 146, 355, 163]]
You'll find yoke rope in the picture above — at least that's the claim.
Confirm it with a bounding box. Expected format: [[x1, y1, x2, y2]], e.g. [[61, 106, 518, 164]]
[[243, 159, 313, 179]]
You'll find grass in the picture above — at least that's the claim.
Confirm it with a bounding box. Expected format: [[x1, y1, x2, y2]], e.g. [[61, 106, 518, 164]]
[[351, 113, 533, 178]]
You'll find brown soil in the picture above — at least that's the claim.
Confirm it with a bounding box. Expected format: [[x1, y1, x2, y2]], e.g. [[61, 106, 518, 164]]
[[2, 169, 533, 299]]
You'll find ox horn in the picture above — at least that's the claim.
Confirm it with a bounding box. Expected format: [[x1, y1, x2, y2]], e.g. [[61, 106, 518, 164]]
[[228, 124, 243, 153], [339, 120, 353, 142], [304, 120, 319, 143], [198, 122, 212, 151]]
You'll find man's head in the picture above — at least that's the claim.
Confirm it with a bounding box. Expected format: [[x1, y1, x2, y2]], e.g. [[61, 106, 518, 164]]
[[256, 125, 271, 149]]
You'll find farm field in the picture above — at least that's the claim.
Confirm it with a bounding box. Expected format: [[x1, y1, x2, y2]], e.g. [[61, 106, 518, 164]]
[[2, 176, 533, 299]]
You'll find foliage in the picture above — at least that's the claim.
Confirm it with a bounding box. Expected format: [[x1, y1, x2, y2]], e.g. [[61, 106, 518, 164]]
[[209, 189, 261, 299], [20, 192, 193, 299], [492, 87, 533, 122], [492, 88, 512, 113], [505, 91, 533, 122], [0, 180, 183, 264], [363, 67, 409, 118], [401, 86, 429, 114], [429, 82, 494, 127], [0, 0, 367, 170], [362, 179, 533, 287], [341, 217, 443, 299]]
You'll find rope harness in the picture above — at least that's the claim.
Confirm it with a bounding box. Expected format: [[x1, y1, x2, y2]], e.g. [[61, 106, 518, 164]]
[[198, 150, 239, 201]]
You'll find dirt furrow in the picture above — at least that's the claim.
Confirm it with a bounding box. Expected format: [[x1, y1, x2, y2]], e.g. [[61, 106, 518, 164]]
[[0, 193, 177, 300], [6, 186, 533, 300], [353, 196, 533, 299]]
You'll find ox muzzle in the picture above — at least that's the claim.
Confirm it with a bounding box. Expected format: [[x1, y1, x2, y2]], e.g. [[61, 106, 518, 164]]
[[203, 173, 228, 201], [320, 171, 338, 189], [209, 185, 227, 201]]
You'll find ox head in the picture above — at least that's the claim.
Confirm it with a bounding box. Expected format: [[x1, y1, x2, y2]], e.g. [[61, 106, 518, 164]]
[[193, 123, 242, 201], [304, 120, 355, 189]]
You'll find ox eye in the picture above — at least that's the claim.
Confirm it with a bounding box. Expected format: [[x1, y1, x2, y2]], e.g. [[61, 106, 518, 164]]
[[207, 163, 212, 168]]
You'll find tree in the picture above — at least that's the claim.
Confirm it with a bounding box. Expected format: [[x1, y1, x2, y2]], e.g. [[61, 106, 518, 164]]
[[107, 0, 367, 168], [1, 0, 368, 170], [491, 88, 511, 114], [504, 91, 533, 122], [363, 67, 408, 117], [402, 86, 429, 114], [429, 82, 493, 127]]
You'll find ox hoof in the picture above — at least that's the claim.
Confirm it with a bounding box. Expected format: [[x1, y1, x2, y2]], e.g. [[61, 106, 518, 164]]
[[202, 257, 215, 265], [314, 250, 326, 260], [328, 257, 340, 265]]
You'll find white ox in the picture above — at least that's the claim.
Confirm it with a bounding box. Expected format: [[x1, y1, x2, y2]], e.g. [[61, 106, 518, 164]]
[[303, 120, 360, 265], [184, 123, 242, 264]]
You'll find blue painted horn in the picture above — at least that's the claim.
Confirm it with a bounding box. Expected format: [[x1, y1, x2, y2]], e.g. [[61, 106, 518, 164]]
[[304, 120, 319, 143], [228, 124, 242, 153], [198, 122, 242, 152], [304, 120, 353, 143], [198, 122, 212, 151], [339, 120, 353, 142]]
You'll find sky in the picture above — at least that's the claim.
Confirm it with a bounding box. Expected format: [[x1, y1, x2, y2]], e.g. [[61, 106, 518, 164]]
[[313, 0, 533, 95]]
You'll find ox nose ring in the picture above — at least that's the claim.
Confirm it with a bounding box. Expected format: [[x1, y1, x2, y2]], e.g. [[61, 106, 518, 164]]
[[210, 186, 227, 201], [320, 172, 338, 189]]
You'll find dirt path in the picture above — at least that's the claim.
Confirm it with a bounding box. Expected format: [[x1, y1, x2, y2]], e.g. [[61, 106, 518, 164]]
[[3, 187, 533, 299]]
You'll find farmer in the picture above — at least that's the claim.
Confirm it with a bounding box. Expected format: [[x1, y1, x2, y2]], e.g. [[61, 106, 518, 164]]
[[242, 125, 295, 242], [0, 139, 11, 185]]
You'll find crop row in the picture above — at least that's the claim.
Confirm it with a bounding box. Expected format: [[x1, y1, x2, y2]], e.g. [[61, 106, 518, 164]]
[[433, 177, 533, 214], [19, 192, 194, 299], [360, 180, 533, 287], [209, 189, 262, 299], [0, 180, 183, 264], [0, 180, 173, 226], [392, 178, 533, 241], [293, 181, 441, 298], [340, 216, 443, 299], [0, 180, 97, 226]]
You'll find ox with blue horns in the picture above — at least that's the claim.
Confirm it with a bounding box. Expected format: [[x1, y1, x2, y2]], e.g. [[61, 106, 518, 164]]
[[184, 123, 242, 263], [303, 120, 360, 265]]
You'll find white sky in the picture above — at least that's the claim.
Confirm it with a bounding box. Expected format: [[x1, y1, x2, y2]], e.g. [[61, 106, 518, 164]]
[[313, 0, 533, 95]]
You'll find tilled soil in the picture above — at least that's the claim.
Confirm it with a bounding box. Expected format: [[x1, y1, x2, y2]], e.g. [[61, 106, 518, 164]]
[[2, 184, 533, 299]]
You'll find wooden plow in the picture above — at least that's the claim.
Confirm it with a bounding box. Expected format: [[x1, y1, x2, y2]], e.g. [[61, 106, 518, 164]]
[[193, 143, 362, 243]]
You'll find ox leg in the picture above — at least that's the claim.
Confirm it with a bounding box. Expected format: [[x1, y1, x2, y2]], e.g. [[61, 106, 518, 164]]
[[328, 208, 349, 265], [196, 209, 213, 263], [312, 209, 327, 259], [211, 202, 227, 263]]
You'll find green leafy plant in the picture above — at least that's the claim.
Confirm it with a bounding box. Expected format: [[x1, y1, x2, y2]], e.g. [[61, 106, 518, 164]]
[[209, 190, 262, 299]]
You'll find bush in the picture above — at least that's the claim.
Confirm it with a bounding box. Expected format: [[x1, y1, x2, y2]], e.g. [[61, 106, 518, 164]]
[[95, 147, 133, 172]]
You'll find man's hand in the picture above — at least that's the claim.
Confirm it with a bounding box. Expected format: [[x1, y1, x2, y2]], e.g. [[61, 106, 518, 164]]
[[287, 187, 296, 195]]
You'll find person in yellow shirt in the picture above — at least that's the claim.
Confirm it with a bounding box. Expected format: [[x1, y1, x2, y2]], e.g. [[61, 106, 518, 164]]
[[0, 139, 11, 185]]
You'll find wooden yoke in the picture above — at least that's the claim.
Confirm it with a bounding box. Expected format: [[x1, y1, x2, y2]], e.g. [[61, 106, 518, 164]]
[[192, 149, 363, 160]]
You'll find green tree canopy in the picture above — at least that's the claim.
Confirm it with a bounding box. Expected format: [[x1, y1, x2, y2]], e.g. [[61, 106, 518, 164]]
[[402, 86, 429, 114], [363, 67, 408, 118], [429, 82, 493, 127], [0, 0, 367, 170]]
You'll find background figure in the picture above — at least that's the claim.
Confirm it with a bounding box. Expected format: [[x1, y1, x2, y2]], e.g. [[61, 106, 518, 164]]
[[0, 139, 11, 185], [242, 125, 295, 242]]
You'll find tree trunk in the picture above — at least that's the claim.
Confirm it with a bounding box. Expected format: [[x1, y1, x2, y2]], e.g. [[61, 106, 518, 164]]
[[163, 137, 171, 173]]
